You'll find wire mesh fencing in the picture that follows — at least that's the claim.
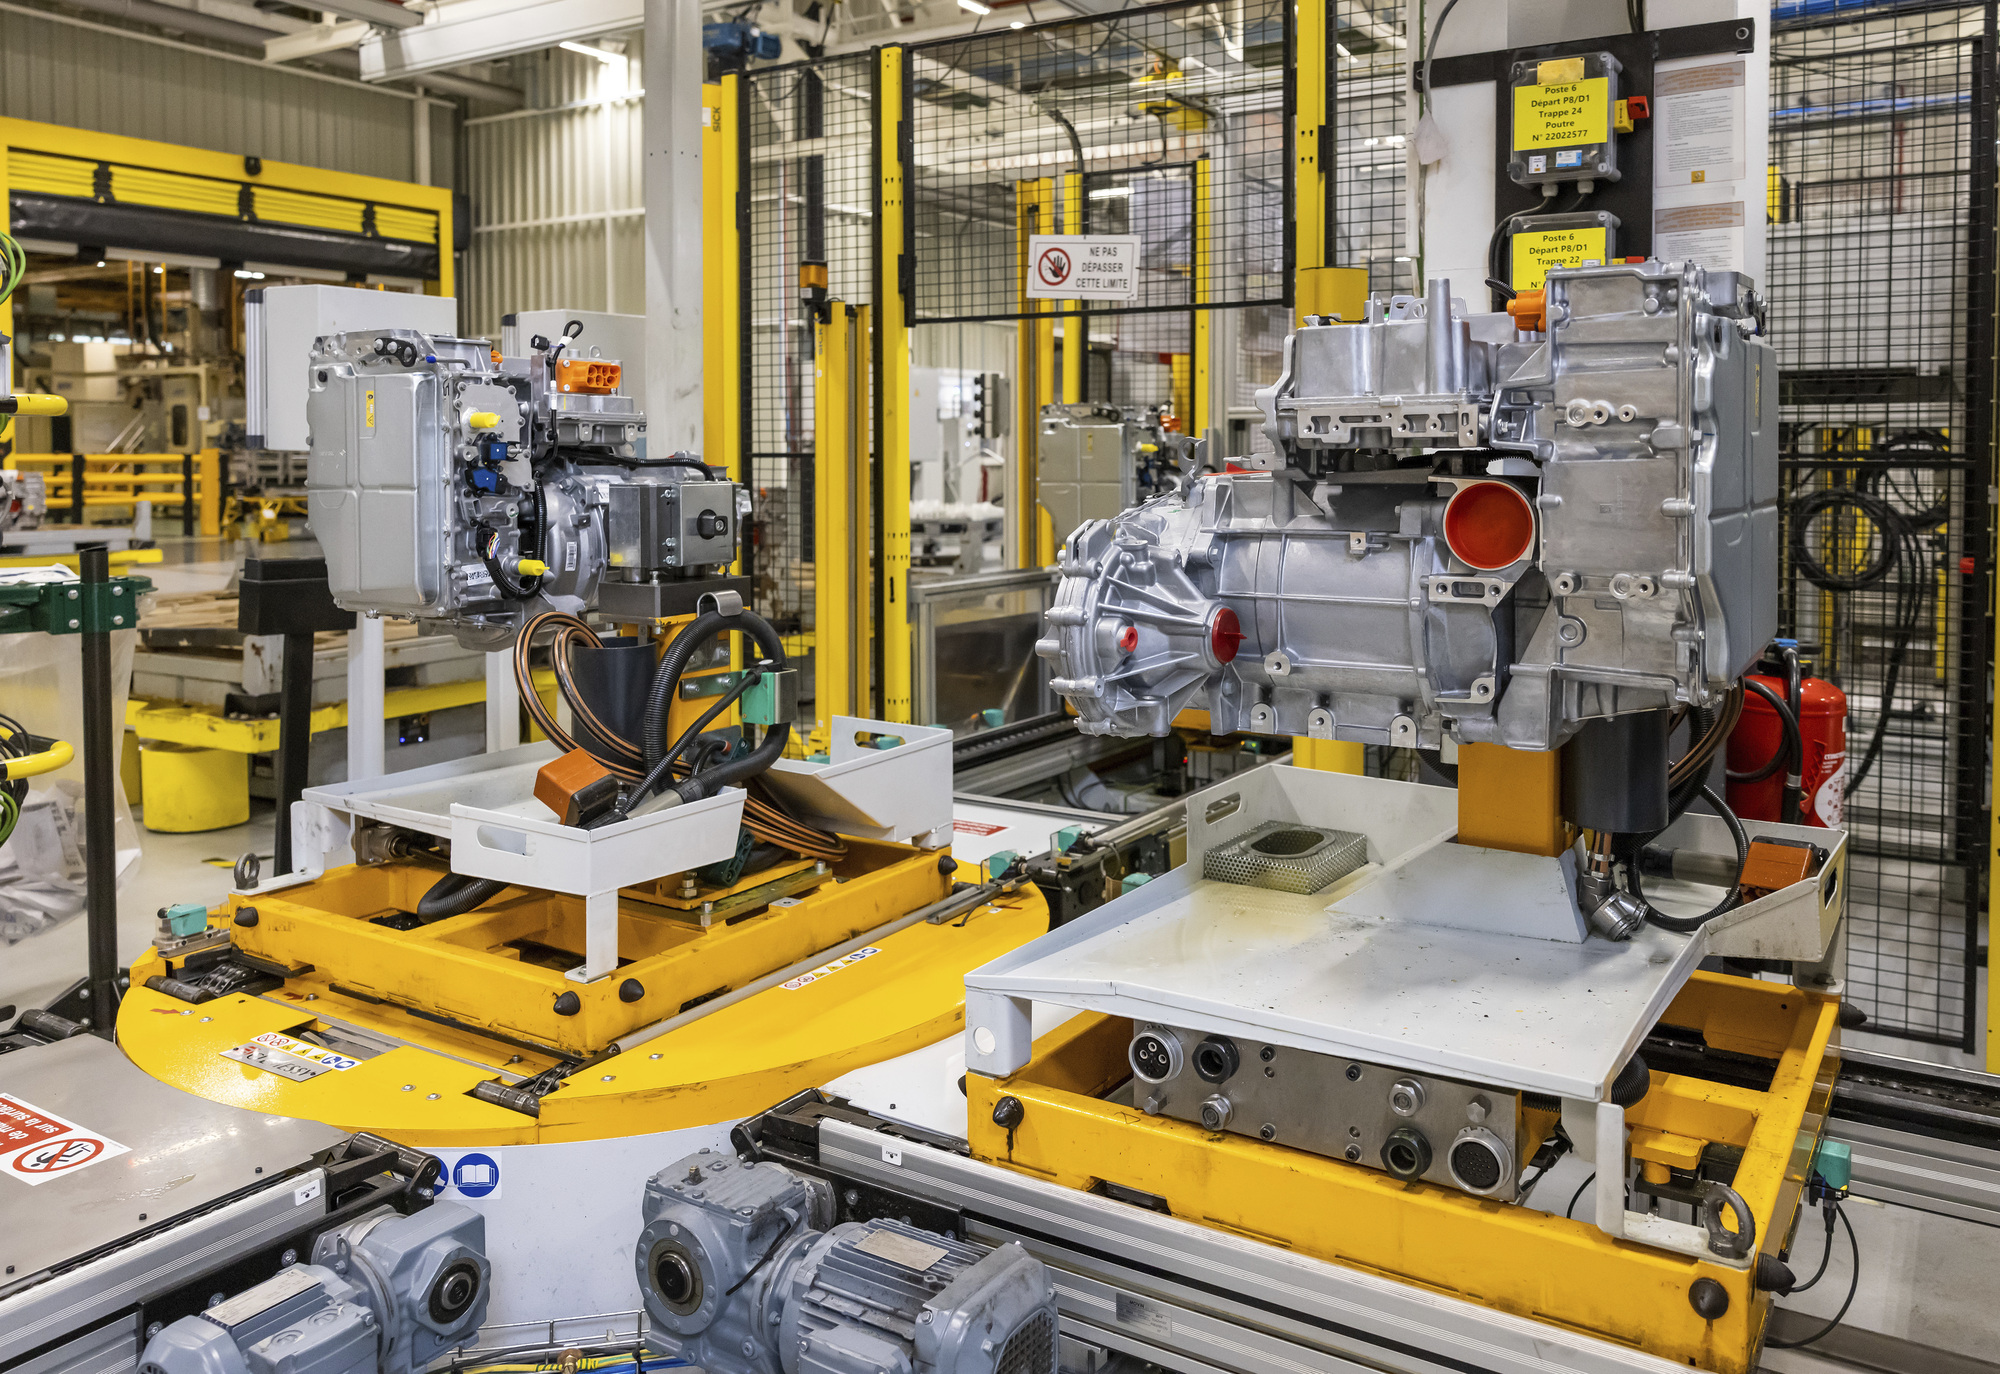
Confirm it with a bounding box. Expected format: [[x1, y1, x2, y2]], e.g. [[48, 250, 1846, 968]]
[[1768, 0, 1995, 1048], [903, 0, 1293, 331], [742, 56, 876, 639]]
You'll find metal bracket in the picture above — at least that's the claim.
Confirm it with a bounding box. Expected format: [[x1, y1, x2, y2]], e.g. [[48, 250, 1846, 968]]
[[1427, 576, 1507, 606]]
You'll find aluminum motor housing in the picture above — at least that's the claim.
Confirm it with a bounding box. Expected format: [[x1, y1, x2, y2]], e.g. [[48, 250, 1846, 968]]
[[305, 328, 741, 649], [637, 1149, 1058, 1374], [1039, 261, 1777, 751]]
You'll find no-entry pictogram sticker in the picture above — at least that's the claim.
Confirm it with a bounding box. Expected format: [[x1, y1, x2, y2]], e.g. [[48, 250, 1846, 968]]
[[0, 1093, 129, 1186], [1035, 245, 1073, 289]]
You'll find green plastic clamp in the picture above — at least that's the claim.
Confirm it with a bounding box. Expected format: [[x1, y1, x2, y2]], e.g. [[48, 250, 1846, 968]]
[[1055, 825, 1084, 854], [1121, 872, 1153, 892], [986, 850, 1020, 880], [979, 708, 1006, 728]]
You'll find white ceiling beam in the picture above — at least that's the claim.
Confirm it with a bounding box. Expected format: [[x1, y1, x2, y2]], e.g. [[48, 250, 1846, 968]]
[[358, 0, 641, 78], [317, 0, 426, 27], [265, 18, 370, 61]]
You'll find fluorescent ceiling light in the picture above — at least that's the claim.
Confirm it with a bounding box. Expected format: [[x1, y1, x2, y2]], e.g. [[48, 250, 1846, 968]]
[[1336, 42, 1352, 59], [1009, 19, 1024, 26], [1088, 186, 1131, 199], [958, 0, 992, 13], [560, 40, 622, 63]]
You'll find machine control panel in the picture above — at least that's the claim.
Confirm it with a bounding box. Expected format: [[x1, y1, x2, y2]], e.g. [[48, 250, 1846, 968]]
[[1129, 1022, 1525, 1201]]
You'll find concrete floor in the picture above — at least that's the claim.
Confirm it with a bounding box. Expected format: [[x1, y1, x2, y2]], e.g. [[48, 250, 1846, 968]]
[[0, 803, 271, 1021]]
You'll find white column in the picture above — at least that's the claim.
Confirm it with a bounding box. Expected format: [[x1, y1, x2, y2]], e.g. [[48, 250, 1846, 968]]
[[485, 649, 521, 752], [643, 0, 704, 451], [345, 613, 386, 782], [567, 889, 620, 983], [413, 85, 431, 184]]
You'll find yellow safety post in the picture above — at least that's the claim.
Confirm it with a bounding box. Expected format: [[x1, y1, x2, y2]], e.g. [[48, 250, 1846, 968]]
[[876, 47, 913, 723], [1288, 2, 1364, 775], [1061, 171, 1084, 404], [855, 305, 874, 718], [196, 448, 222, 536], [813, 302, 862, 729], [1015, 178, 1056, 567], [703, 77, 743, 490], [703, 75, 747, 706], [0, 138, 10, 353], [1190, 158, 1211, 439]]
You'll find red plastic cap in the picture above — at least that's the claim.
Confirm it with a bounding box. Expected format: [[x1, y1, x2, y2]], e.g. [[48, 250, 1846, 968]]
[[1443, 481, 1536, 571], [1209, 607, 1244, 664], [1118, 624, 1139, 653]]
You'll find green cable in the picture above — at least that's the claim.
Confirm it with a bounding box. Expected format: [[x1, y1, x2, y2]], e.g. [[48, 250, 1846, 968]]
[[0, 791, 19, 849]]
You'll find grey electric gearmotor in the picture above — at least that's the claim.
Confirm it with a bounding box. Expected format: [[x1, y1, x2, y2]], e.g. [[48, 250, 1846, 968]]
[[636, 1149, 1058, 1374]]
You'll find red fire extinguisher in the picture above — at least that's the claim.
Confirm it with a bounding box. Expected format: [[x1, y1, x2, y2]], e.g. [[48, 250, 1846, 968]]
[[1726, 649, 1847, 828]]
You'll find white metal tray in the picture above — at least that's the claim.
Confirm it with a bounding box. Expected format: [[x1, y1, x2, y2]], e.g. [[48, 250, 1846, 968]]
[[291, 741, 745, 982], [762, 715, 953, 847]]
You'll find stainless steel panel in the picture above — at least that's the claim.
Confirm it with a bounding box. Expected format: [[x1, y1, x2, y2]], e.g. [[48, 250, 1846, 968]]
[[816, 1120, 1687, 1374], [11, 1316, 137, 1374], [0, 1036, 343, 1285], [0, 1167, 331, 1366], [912, 567, 1058, 736]]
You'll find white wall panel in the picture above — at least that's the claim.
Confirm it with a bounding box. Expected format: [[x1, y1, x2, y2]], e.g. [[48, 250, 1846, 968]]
[[463, 43, 644, 337], [0, 6, 446, 183]]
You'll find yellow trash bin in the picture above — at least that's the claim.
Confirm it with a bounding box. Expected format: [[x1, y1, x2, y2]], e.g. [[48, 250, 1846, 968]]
[[138, 742, 249, 832]]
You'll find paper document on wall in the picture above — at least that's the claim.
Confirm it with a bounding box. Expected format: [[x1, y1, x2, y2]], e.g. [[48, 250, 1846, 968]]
[[1655, 62, 1747, 187], [1654, 202, 1746, 277]]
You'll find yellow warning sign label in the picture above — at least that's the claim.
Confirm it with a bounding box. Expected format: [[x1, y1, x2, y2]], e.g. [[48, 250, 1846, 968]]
[[1514, 78, 1610, 152], [1512, 227, 1608, 291]]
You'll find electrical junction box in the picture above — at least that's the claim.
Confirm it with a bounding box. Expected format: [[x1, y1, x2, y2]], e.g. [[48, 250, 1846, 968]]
[[1508, 210, 1620, 291], [606, 479, 737, 572], [1508, 52, 1621, 191], [244, 285, 457, 452]]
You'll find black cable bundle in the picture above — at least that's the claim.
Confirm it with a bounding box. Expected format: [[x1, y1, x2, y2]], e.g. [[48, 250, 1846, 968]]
[[1787, 429, 1948, 798]]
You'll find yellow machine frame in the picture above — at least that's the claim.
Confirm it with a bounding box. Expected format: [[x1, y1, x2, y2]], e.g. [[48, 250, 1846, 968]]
[[0, 116, 455, 347], [121, 853, 1048, 1146], [965, 972, 1837, 1374]]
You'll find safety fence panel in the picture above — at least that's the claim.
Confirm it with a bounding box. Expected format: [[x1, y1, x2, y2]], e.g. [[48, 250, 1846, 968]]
[[1767, 0, 1996, 1048], [1237, 8, 1411, 456], [741, 56, 876, 639], [903, 0, 1293, 327]]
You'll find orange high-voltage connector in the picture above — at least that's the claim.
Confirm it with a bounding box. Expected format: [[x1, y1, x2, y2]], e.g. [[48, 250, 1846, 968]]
[[555, 358, 622, 394], [1506, 288, 1547, 333]]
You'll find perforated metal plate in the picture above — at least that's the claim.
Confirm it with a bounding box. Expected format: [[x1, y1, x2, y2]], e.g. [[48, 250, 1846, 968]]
[[1202, 821, 1368, 894]]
